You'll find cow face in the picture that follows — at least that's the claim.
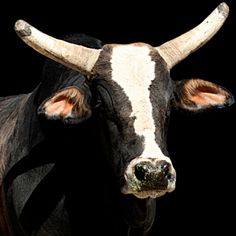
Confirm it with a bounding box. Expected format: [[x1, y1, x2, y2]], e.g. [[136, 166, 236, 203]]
[[92, 43, 234, 199], [92, 43, 176, 198]]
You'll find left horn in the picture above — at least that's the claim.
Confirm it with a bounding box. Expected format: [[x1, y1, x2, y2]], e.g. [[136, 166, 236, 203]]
[[15, 20, 101, 75], [156, 2, 229, 70]]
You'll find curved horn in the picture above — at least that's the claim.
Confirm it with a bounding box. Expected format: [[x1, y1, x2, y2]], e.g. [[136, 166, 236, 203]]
[[156, 2, 229, 70], [14, 20, 101, 75]]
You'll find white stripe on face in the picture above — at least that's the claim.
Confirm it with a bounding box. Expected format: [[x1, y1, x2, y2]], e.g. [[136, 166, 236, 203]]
[[110, 44, 168, 160]]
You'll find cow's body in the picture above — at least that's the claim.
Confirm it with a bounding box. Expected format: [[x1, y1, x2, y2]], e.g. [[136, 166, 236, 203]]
[[0, 3, 234, 236]]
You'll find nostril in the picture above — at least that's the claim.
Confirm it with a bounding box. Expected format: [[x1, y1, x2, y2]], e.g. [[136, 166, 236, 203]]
[[160, 162, 170, 171], [160, 162, 171, 177], [134, 164, 147, 181], [166, 173, 173, 180]]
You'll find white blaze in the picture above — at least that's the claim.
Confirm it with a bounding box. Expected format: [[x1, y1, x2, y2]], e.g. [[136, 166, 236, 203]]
[[111, 45, 168, 160]]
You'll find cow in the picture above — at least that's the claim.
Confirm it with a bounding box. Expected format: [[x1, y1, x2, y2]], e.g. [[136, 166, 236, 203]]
[[0, 2, 234, 236]]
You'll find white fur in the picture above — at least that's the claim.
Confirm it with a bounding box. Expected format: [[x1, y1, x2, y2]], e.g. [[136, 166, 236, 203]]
[[111, 45, 169, 161]]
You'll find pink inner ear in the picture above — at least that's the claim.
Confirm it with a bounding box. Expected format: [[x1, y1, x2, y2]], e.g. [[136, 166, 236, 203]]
[[191, 92, 226, 106], [181, 79, 231, 109], [45, 98, 74, 117], [41, 87, 91, 120]]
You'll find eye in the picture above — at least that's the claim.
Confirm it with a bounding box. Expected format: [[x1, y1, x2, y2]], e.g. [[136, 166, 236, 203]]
[[94, 97, 102, 109], [97, 85, 114, 112]]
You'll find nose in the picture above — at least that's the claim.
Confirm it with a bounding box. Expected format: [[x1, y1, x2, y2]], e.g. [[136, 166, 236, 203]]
[[134, 160, 173, 189]]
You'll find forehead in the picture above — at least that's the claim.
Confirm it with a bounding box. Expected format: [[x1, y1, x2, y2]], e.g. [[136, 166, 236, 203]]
[[94, 42, 169, 84], [94, 42, 172, 124], [111, 43, 155, 85], [110, 44, 158, 115], [93, 43, 171, 106]]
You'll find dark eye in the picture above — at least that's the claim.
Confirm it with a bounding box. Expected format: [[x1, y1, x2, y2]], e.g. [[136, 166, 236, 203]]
[[94, 97, 102, 109], [97, 85, 114, 112]]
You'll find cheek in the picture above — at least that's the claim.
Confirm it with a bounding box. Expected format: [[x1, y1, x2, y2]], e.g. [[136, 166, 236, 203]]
[[125, 137, 144, 157], [105, 120, 120, 142], [152, 107, 171, 151]]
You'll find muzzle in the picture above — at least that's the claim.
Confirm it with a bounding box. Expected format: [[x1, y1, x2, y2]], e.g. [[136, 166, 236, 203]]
[[122, 157, 176, 198]]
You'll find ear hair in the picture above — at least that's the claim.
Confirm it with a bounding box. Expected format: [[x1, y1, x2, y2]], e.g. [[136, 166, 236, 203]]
[[174, 79, 234, 111], [38, 87, 91, 124]]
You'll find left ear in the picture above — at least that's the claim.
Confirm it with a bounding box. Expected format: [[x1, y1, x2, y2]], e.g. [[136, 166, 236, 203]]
[[174, 79, 234, 111], [38, 87, 91, 124]]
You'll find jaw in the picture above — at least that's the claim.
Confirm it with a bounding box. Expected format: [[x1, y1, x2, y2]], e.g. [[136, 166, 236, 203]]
[[121, 187, 167, 199], [121, 174, 176, 199]]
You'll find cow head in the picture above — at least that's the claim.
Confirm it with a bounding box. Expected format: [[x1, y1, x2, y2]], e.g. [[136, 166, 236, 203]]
[[14, 2, 234, 199]]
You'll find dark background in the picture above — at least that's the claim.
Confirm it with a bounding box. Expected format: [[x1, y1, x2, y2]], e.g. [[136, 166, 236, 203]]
[[1, 0, 235, 235]]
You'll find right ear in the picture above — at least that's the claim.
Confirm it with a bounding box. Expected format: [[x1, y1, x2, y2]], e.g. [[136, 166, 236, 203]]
[[38, 87, 91, 124], [173, 79, 234, 112]]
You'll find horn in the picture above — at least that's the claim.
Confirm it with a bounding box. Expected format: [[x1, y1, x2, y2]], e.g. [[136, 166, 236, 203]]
[[156, 2, 229, 70], [14, 20, 101, 75]]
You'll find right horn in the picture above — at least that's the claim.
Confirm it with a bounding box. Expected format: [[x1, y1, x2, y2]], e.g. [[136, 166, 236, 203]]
[[156, 2, 229, 70], [14, 20, 101, 75]]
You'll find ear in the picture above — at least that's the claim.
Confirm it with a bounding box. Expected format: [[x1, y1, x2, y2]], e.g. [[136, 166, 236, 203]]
[[174, 79, 234, 111], [38, 87, 91, 124]]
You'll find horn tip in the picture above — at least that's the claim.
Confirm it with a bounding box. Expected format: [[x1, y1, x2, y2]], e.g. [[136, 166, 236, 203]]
[[14, 20, 32, 37], [217, 2, 229, 18]]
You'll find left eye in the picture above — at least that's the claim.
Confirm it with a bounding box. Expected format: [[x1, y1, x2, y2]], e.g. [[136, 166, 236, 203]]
[[94, 98, 102, 109]]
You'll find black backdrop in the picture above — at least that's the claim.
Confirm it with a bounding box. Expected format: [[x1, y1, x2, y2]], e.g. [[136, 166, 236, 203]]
[[1, 0, 236, 235]]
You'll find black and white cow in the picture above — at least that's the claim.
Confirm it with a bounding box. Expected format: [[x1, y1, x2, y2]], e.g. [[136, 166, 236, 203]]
[[0, 2, 234, 236]]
